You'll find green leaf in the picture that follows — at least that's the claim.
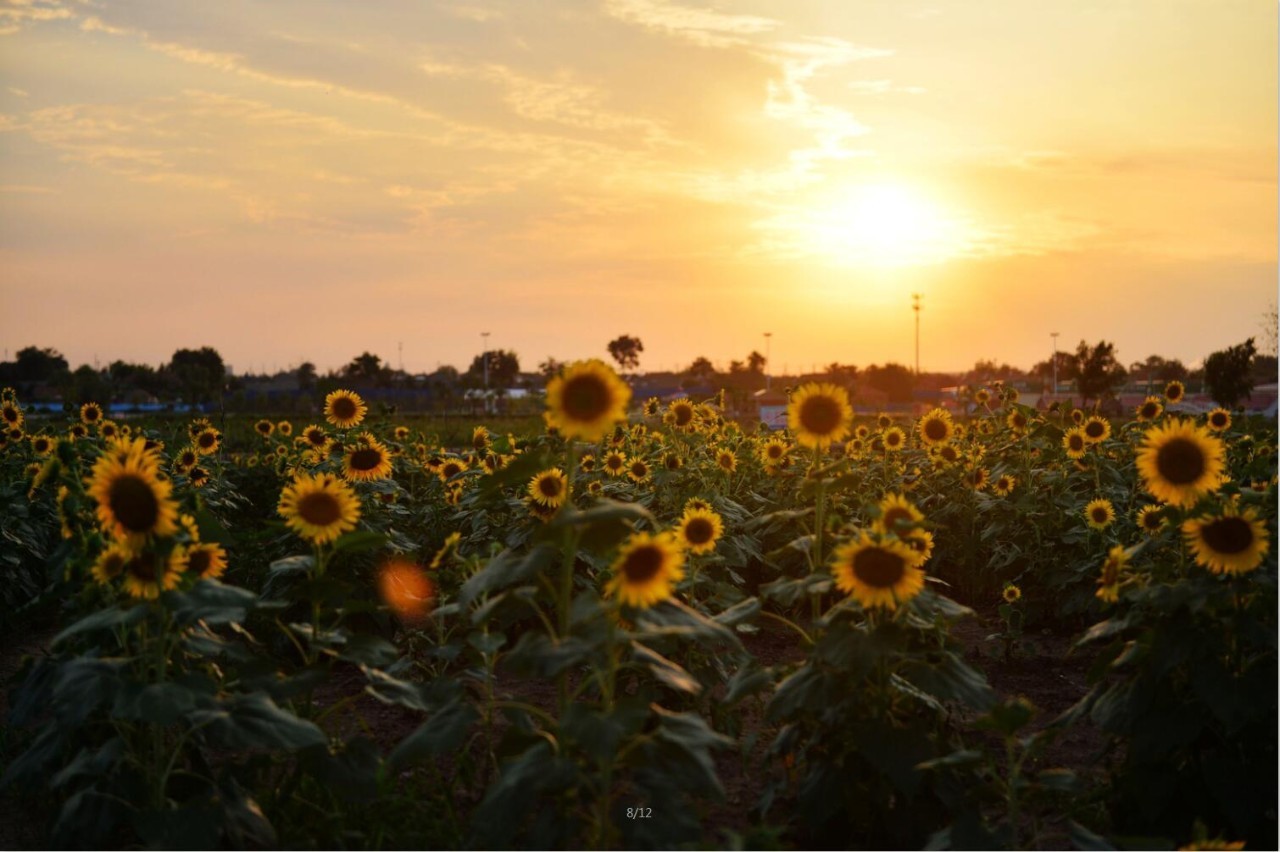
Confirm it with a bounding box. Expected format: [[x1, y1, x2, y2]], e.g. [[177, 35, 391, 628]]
[[1067, 819, 1116, 850], [631, 641, 701, 695], [53, 605, 146, 646], [331, 529, 388, 556], [460, 544, 557, 608], [168, 580, 257, 626], [388, 700, 479, 772], [193, 693, 326, 751]]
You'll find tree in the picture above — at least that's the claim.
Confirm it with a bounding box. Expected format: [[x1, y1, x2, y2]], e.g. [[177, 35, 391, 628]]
[[344, 352, 388, 385], [0, 346, 71, 392], [1074, 340, 1127, 404], [607, 335, 644, 373], [296, 361, 317, 391], [1031, 352, 1079, 392], [538, 357, 564, 379], [684, 357, 717, 387], [1203, 338, 1257, 408], [468, 349, 520, 389], [863, 363, 914, 403], [1128, 354, 1188, 390], [825, 363, 858, 389], [167, 347, 225, 405]]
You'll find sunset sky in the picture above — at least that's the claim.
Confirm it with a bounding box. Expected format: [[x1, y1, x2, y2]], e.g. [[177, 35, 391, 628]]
[[1, 0, 1275, 377]]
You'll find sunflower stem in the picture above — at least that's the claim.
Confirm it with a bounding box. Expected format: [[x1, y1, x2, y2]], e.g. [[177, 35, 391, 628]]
[[812, 445, 827, 626]]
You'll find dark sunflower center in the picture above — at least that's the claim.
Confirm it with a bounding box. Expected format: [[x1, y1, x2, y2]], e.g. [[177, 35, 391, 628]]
[[188, 548, 213, 576], [331, 397, 358, 420], [298, 491, 342, 526], [923, 418, 948, 442], [1069, 435, 1085, 451], [631, 462, 647, 477], [442, 463, 462, 478], [673, 404, 694, 427], [608, 456, 623, 470], [1155, 437, 1206, 485], [84, 407, 100, 421], [1210, 412, 1228, 428], [622, 545, 664, 584], [886, 432, 902, 446], [126, 555, 157, 582], [1200, 517, 1253, 554], [1141, 403, 1159, 418], [538, 476, 562, 497], [665, 455, 680, 470], [562, 375, 610, 422], [181, 452, 196, 466], [767, 445, 784, 458], [684, 518, 714, 545], [34, 439, 49, 452], [198, 433, 216, 448], [350, 448, 383, 472], [882, 507, 912, 529], [940, 446, 959, 462], [1142, 511, 1162, 529], [1091, 507, 1109, 522], [852, 547, 906, 589], [1011, 413, 1026, 428], [307, 430, 326, 446], [109, 475, 160, 532], [799, 395, 842, 435], [1085, 421, 1105, 438], [718, 454, 733, 468]]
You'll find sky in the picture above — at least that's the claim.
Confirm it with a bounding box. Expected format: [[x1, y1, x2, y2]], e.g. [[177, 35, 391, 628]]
[[0, 0, 1275, 377]]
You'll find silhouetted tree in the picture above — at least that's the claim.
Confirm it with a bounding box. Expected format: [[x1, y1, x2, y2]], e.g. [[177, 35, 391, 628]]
[[607, 335, 644, 373], [1204, 338, 1258, 408], [1074, 340, 1127, 404], [296, 361, 318, 391], [747, 350, 767, 375], [684, 356, 717, 387], [468, 349, 520, 389], [538, 357, 564, 379], [167, 347, 226, 405], [345, 352, 388, 385], [863, 363, 914, 403]]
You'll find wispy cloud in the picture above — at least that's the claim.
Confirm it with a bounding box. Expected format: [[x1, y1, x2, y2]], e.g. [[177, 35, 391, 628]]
[[603, 0, 778, 48]]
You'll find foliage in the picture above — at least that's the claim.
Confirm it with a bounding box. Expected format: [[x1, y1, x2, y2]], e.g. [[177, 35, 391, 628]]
[[1203, 337, 1258, 408]]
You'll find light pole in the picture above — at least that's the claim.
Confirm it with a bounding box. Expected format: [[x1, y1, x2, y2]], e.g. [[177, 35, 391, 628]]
[[764, 332, 772, 392], [1050, 332, 1059, 395], [912, 294, 922, 375], [481, 331, 491, 414]]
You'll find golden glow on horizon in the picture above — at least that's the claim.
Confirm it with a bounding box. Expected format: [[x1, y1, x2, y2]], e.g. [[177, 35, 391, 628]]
[[797, 182, 972, 268]]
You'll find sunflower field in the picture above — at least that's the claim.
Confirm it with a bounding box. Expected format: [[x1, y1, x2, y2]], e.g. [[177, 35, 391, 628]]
[[0, 366, 1275, 850]]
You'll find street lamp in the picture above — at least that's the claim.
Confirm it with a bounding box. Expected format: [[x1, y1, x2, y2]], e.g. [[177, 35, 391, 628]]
[[1050, 332, 1059, 395], [912, 294, 922, 375], [764, 332, 772, 392], [481, 331, 491, 414]]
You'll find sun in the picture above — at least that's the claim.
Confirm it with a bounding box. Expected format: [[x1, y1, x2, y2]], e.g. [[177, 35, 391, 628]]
[[789, 182, 972, 268]]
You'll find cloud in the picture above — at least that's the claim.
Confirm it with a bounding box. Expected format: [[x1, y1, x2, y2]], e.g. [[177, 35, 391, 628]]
[[848, 79, 926, 95], [603, 0, 778, 48]]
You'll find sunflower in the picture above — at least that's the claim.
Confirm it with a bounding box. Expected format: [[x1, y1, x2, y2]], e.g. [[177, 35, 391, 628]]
[[974, 388, 991, 406], [992, 474, 1016, 497], [759, 437, 789, 466], [586, 480, 604, 496], [480, 453, 502, 474], [545, 360, 631, 441], [628, 458, 652, 484], [1205, 408, 1231, 432], [1164, 380, 1185, 404], [528, 468, 569, 508], [844, 438, 865, 459], [471, 425, 492, 452], [899, 528, 935, 563], [344, 435, 394, 481], [1082, 416, 1111, 444], [579, 453, 597, 472], [99, 421, 118, 440], [80, 402, 103, 424], [1136, 397, 1163, 421], [194, 427, 221, 455], [677, 507, 724, 555], [1005, 409, 1029, 433], [606, 532, 685, 609], [325, 389, 368, 429], [933, 444, 961, 466], [91, 543, 131, 586], [788, 383, 853, 449], [438, 457, 469, 482], [667, 399, 697, 431], [30, 434, 55, 456], [642, 397, 661, 417], [189, 467, 210, 487], [255, 419, 275, 437], [1063, 427, 1088, 459], [120, 549, 182, 600], [876, 493, 924, 535], [1070, 408, 1085, 425], [881, 426, 906, 452], [0, 401, 23, 430], [70, 423, 89, 440], [715, 448, 737, 473], [278, 473, 361, 544], [302, 424, 328, 449], [967, 467, 990, 490], [181, 542, 229, 580], [86, 439, 178, 544], [1002, 584, 1022, 603], [854, 424, 871, 441], [1136, 505, 1166, 535], [917, 408, 954, 447], [831, 533, 926, 611], [1096, 545, 1129, 603], [1183, 506, 1269, 575], [173, 447, 199, 474], [662, 451, 683, 471], [603, 451, 627, 477], [1085, 498, 1116, 530], [1136, 419, 1225, 507]]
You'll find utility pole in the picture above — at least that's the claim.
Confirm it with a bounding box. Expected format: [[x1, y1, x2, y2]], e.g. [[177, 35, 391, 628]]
[[764, 332, 772, 392], [398, 341, 403, 373], [912, 294, 922, 375], [481, 331, 491, 415], [1050, 332, 1059, 395]]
